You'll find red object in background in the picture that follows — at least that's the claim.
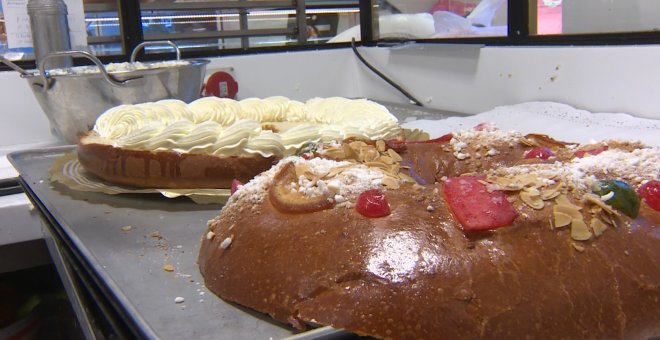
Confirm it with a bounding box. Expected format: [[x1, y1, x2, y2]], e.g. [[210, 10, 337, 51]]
[[429, 0, 472, 17], [203, 71, 238, 98], [537, 0, 562, 35]]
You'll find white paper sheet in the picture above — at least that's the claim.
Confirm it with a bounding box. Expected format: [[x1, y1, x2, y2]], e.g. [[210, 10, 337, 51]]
[[401, 101, 660, 146]]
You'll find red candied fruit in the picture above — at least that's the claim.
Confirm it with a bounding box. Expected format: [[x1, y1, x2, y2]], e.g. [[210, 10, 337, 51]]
[[356, 189, 391, 218], [638, 180, 660, 211], [230, 179, 243, 195], [524, 146, 555, 160], [443, 176, 518, 231], [574, 145, 608, 158]]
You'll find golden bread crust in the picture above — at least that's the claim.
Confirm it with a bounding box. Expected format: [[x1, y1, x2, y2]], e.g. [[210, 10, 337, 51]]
[[77, 140, 278, 189], [198, 133, 660, 339]]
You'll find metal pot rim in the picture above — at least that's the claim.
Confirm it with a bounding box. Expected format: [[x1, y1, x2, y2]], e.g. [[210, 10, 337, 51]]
[[19, 59, 210, 79]]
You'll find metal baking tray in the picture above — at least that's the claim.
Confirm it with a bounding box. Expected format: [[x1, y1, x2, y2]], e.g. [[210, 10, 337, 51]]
[[8, 102, 465, 339], [8, 146, 356, 339]]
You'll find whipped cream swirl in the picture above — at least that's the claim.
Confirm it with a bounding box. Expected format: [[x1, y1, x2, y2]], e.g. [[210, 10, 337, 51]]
[[92, 96, 400, 157]]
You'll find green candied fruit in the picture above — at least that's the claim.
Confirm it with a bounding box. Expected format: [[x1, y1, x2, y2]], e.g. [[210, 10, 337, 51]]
[[295, 142, 319, 158], [592, 180, 640, 218]]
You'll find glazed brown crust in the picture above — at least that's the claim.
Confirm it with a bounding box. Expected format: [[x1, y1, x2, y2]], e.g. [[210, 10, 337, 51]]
[[77, 141, 278, 189], [199, 182, 659, 339], [198, 138, 660, 339]]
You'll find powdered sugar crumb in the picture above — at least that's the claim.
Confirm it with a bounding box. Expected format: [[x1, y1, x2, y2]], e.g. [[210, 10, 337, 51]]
[[226, 156, 386, 209], [488, 146, 660, 194], [449, 128, 521, 160]]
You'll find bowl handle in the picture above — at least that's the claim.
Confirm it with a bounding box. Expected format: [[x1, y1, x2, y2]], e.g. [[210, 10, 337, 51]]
[[34, 50, 130, 92], [130, 41, 181, 63], [0, 56, 31, 76]]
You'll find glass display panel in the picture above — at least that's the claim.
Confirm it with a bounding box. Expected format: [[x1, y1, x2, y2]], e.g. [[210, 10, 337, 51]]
[[0, 0, 122, 61], [85, 1, 122, 56], [534, 0, 660, 36], [139, 1, 361, 51], [370, 0, 508, 41]]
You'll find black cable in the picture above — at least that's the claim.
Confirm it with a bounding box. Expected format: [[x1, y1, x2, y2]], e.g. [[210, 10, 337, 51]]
[[350, 38, 424, 107]]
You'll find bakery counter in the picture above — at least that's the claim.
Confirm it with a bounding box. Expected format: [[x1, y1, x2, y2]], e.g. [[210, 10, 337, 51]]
[[4, 100, 457, 340], [8, 146, 358, 339], [12, 101, 657, 339]]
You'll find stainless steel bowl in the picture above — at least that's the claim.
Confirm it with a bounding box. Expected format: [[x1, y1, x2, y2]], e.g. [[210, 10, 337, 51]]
[[1, 41, 209, 144]]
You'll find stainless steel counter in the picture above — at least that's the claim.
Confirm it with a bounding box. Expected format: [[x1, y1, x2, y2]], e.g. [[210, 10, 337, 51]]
[[8, 102, 464, 339], [9, 146, 322, 339]]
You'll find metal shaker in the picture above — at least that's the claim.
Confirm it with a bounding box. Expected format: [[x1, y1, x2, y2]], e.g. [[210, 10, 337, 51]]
[[27, 0, 72, 69]]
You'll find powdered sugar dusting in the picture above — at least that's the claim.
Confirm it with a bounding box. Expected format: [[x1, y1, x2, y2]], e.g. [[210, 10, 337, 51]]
[[449, 129, 522, 160], [227, 156, 386, 208], [488, 146, 660, 194]]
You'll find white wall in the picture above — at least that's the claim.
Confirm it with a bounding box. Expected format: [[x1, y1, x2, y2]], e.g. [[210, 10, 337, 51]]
[[0, 71, 58, 148], [205, 49, 360, 101], [2, 43, 660, 147], [353, 44, 660, 119]]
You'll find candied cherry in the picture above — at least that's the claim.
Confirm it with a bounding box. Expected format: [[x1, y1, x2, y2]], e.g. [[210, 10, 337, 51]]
[[637, 180, 660, 212], [592, 180, 640, 218], [230, 179, 243, 195], [356, 189, 391, 218], [524, 146, 555, 160], [443, 176, 518, 231], [574, 145, 608, 158]]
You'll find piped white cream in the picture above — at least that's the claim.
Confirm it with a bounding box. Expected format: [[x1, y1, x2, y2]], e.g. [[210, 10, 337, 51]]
[[92, 96, 401, 157]]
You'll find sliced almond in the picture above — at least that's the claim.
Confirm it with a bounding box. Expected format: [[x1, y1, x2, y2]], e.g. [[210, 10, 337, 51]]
[[325, 164, 352, 179], [379, 155, 394, 165], [349, 140, 368, 149], [582, 193, 619, 216], [342, 144, 357, 160], [602, 212, 619, 228], [570, 219, 592, 241], [520, 137, 539, 147], [554, 204, 582, 220], [323, 148, 345, 160], [553, 211, 572, 228], [520, 191, 544, 210], [365, 161, 390, 171], [524, 133, 574, 148], [591, 218, 608, 237], [398, 172, 416, 183], [541, 183, 564, 200], [387, 148, 403, 162], [376, 139, 386, 152], [382, 176, 400, 189], [486, 176, 524, 191], [572, 242, 586, 252], [364, 148, 380, 162]]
